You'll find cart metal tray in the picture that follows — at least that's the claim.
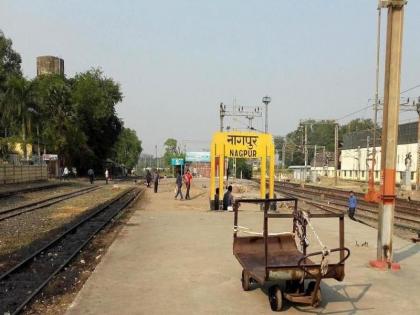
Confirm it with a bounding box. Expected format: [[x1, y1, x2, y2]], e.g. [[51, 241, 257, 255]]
[[232, 197, 350, 311]]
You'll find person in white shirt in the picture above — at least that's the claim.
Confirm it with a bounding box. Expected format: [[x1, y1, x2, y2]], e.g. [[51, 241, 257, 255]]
[[105, 169, 109, 184]]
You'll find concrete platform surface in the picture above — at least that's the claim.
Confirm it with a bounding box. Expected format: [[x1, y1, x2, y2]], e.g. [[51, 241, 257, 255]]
[[66, 179, 420, 315]]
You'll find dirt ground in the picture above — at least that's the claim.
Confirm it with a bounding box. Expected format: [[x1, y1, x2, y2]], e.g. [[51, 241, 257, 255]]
[[66, 178, 420, 315]]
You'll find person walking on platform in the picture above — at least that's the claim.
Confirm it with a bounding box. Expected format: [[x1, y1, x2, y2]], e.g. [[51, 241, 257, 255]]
[[174, 171, 184, 200], [146, 170, 152, 187], [348, 191, 357, 220], [184, 169, 193, 200], [88, 168, 95, 184], [223, 185, 234, 211], [105, 168, 109, 184], [153, 170, 159, 193]]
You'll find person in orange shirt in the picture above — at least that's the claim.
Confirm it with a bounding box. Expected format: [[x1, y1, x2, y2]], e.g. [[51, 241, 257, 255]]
[[184, 169, 193, 200]]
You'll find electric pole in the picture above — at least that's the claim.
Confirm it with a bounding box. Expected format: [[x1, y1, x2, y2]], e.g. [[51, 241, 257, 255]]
[[372, 1, 382, 179], [262, 96, 271, 133], [282, 141, 286, 173], [374, 0, 406, 268], [416, 99, 420, 190], [365, 1, 383, 203], [219, 102, 263, 131], [304, 124, 308, 182], [155, 145, 158, 169], [334, 123, 339, 186], [220, 103, 225, 131]]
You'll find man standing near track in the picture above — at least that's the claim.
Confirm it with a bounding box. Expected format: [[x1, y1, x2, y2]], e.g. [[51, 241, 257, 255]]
[[88, 168, 95, 184], [105, 168, 109, 184], [184, 169, 193, 200], [348, 191, 357, 220]]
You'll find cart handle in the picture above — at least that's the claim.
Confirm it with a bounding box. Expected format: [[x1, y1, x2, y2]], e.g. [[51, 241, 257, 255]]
[[297, 247, 350, 278]]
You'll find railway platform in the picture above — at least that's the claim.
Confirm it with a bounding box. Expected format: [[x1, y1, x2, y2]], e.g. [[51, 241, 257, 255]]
[[67, 178, 420, 314]]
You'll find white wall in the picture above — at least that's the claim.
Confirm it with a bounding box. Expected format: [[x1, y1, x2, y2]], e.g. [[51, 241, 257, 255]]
[[340, 143, 418, 183]]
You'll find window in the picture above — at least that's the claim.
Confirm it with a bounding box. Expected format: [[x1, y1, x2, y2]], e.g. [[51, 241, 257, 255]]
[[362, 171, 365, 178], [344, 170, 347, 177], [411, 172, 415, 180], [349, 171, 353, 178]]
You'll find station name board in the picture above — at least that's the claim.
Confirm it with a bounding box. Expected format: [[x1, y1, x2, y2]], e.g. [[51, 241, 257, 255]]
[[226, 134, 259, 158]]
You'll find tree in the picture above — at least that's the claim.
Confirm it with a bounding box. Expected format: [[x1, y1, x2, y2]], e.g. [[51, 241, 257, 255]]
[[112, 128, 142, 169], [277, 118, 377, 167], [71, 68, 123, 168], [163, 138, 184, 166], [340, 118, 375, 138], [235, 159, 253, 179], [0, 31, 143, 174], [2, 75, 36, 159], [32, 74, 86, 165], [0, 31, 23, 156]]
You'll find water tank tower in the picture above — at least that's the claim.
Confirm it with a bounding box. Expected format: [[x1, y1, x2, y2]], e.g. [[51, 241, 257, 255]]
[[36, 56, 64, 76]]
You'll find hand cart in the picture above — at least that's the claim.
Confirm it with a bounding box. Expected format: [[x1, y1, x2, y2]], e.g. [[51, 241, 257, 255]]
[[233, 197, 350, 311]]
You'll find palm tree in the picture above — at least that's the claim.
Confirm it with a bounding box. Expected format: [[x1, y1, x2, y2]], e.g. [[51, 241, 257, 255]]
[[3, 75, 36, 160]]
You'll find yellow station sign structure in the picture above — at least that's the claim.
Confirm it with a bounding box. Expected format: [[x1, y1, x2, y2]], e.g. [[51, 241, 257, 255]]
[[210, 131, 275, 207]]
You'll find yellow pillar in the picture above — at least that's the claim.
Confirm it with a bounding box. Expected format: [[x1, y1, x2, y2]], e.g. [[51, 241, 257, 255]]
[[269, 143, 275, 198], [219, 144, 225, 193], [260, 153, 266, 199], [210, 143, 216, 200]]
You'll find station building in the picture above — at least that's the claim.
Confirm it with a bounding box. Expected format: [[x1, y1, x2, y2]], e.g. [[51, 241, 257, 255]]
[[185, 151, 211, 177], [340, 122, 418, 184], [289, 122, 418, 185]]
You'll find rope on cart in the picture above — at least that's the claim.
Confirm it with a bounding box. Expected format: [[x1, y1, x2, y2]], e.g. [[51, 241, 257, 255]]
[[301, 211, 330, 276], [233, 226, 294, 237]]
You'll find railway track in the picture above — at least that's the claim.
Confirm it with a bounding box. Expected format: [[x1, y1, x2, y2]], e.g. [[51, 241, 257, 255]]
[[0, 185, 100, 221], [271, 181, 420, 235], [0, 182, 65, 199], [0, 186, 142, 315], [280, 181, 420, 213]]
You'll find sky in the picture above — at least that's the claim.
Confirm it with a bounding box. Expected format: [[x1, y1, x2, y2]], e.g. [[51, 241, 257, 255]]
[[1, 0, 420, 155]]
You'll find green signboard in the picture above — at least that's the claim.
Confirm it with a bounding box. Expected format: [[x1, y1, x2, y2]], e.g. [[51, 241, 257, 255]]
[[171, 158, 185, 166]]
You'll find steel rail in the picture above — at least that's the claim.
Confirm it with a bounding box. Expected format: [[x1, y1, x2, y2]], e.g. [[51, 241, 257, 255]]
[[0, 187, 142, 315], [274, 183, 420, 234], [0, 182, 65, 199], [0, 186, 100, 221]]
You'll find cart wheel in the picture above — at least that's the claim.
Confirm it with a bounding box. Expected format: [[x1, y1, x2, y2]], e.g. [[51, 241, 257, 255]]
[[241, 270, 251, 291], [269, 286, 283, 311]]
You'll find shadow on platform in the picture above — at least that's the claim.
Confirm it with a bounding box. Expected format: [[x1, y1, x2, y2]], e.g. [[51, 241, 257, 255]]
[[393, 243, 420, 263], [288, 283, 373, 314]]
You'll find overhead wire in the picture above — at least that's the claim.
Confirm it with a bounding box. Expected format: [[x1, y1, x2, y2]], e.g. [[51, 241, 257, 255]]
[[400, 84, 420, 94], [335, 83, 420, 122]]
